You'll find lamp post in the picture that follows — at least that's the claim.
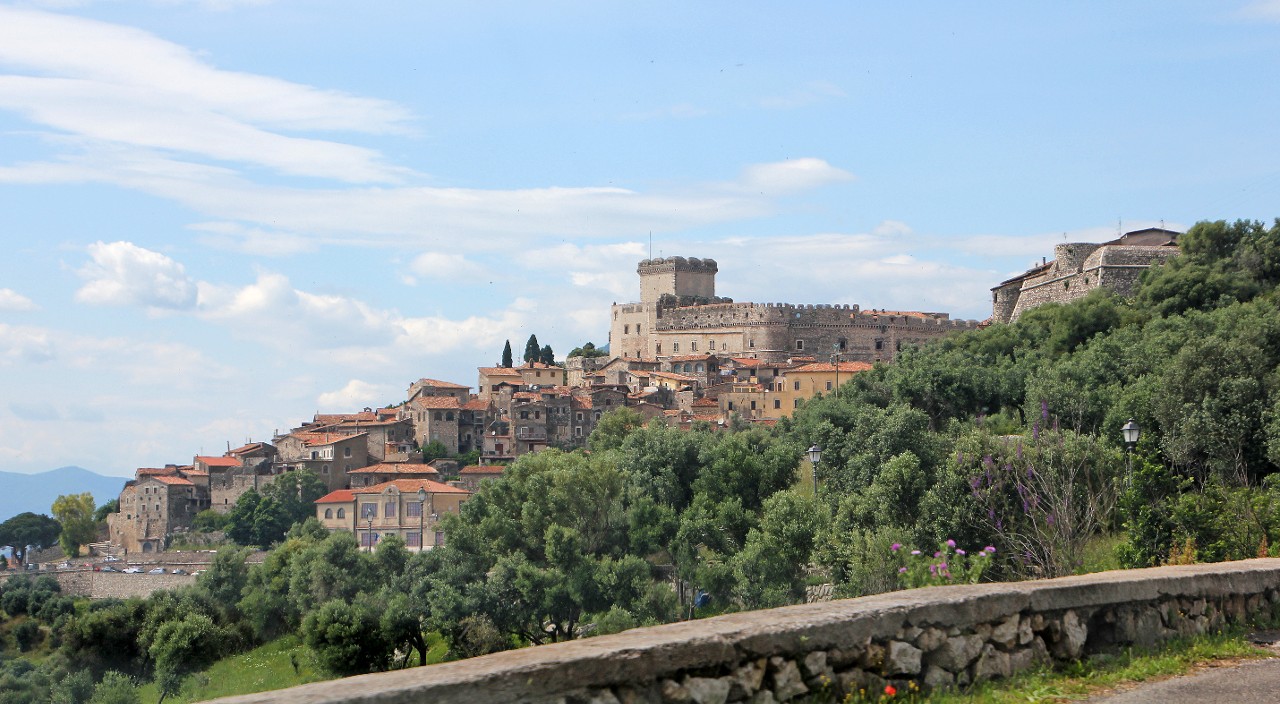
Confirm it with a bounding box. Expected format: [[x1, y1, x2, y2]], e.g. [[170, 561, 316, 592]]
[[1121, 418, 1141, 487], [366, 517, 373, 553], [417, 487, 427, 553], [807, 444, 823, 496]]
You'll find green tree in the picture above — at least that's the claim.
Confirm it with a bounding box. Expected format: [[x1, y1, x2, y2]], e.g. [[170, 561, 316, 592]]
[[302, 600, 392, 676], [51, 493, 97, 559], [420, 440, 450, 462], [732, 490, 820, 608], [0, 512, 61, 565], [88, 672, 140, 704], [501, 339, 513, 368], [524, 334, 540, 364], [567, 341, 608, 359], [539, 344, 555, 365], [587, 407, 645, 453], [92, 499, 119, 524], [149, 613, 224, 701]]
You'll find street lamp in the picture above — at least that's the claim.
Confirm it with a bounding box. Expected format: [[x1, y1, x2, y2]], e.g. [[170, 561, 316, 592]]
[[366, 517, 373, 553], [807, 444, 823, 496], [1121, 418, 1140, 486], [419, 488, 430, 555]]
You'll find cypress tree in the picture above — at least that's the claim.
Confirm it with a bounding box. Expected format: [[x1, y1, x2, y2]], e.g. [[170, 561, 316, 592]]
[[524, 334, 540, 364], [501, 340, 513, 368]]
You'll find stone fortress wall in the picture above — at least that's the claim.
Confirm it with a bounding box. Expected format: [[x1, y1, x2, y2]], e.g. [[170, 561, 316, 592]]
[[208, 559, 1280, 704]]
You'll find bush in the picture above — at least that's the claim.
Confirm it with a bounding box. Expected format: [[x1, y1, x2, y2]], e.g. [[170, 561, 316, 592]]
[[13, 620, 41, 652]]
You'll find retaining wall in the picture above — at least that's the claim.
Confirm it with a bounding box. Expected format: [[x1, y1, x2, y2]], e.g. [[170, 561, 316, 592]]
[[208, 559, 1280, 704], [49, 570, 196, 599]]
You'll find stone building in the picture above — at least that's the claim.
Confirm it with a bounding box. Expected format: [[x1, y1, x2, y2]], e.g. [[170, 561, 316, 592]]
[[610, 256, 977, 364], [108, 468, 205, 553], [315, 478, 470, 552], [991, 227, 1180, 323]]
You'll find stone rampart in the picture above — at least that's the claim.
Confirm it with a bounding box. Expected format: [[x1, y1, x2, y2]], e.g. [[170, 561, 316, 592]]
[[50, 570, 197, 599], [206, 559, 1280, 704]]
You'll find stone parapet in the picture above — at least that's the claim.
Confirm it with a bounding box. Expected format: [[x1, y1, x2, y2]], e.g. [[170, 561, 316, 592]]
[[206, 559, 1280, 704]]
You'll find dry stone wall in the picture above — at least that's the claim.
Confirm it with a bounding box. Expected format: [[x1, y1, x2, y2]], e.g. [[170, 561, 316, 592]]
[[49, 570, 197, 599], [207, 559, 1280, 704]]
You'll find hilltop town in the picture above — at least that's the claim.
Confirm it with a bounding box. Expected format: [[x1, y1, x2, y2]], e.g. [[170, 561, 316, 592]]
[[99, 230, 1179, 557]]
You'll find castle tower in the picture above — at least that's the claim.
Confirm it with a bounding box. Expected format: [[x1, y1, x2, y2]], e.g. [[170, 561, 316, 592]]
[[638, 256, 717, 305]]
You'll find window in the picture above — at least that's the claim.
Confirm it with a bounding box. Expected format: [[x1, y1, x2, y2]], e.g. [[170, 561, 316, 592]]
[[361, 532, 376, 547], [794, 381, 801, 391], [435, 531, 446, 547], [337, 508, 345, 518], [656, 343, 662, 355], [750, 400, 757, 410], [434, 412, 443, 421], [728, 401, 735, 411], [796, 340, 804, 350], [446, 412, 454, 421], [407, 501, 423, 517], [673, 343, 679, 352], [576, 412, 584, 421], [749, 339, 755, 349], [875, 340, 884, 351], [774, 399, 781, 409], [826, 381, 833, 391], [794, 399, 800, 408], [322, 464, 329, 474], [638, 324, 642, 334], [520, 411, 529, 419], [407, 531, 421, 547], [361, 503, 376, 519], [839, 339, 847, 351], [344, 446, 352, 458], [385, 502, 397, 517], [310, 451, 318, 460], [708, 339, 714, 349], [575, 426, 583, 436], [324, 508, 333, 519], [691, 341, 698, 351]]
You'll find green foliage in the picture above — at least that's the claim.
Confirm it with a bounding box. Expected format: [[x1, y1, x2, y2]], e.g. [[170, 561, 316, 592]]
[[587, 407, 645, 453], [302, 600, 392, 676], [501, 339, 513, 368], [88, 672, 140, 704], [524, 334, 540, 364], [13, 619, 42, 652], [419, 440, 450, 462], [52, 493, 97, 559], [731, 490, 820, 608], [539, 344, 555, 365], [893, 541, 994, 588], [92, 500, 119, 525], [191, 510, 230, 533], [567, 341, 608, 358], [225, 470, 326, 548], [0, 512, 62, 565]]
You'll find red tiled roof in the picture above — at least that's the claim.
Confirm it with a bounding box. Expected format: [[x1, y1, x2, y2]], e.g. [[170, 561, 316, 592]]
[[348, 463, 440, 475], [229, 442, 267, 454], [136, 467, 177, 477], [460, 465, 504, 475], [693, 397, 718, 407], [195, 455, 240, 467], [512, 392, 538, 400], [148, 475, 194, 486], [461, 399, 491, 411], [182, 469, 209, 477], [789, 362, 874, 374], [650, 371, 698, 382], [573, 397, 593, 410], [668, 354, 715, 362], [730, 357, 762, 367], [294, 431, 367, 446], [479, 367, 523, 377], [353, 479, 470, 495], [410, 396, 462, 410], [413, 377, 470, 389], [519, 362, 558, 370], [316, 489, 356, 504]]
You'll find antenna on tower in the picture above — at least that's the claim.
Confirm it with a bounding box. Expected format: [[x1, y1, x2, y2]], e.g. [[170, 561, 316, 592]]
[[649, 231, 653, 259], [1117, 217, 1122, 237]]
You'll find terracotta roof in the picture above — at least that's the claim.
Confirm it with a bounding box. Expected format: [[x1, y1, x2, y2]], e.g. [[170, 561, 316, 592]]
[[650, 371, 698, 382], [136, 467, 178, 477], [788, 356, 817, 363], [230, 442, 268, 454], [789, 362, 874, 374], [460, 465, 504, 475], [411, 396, 462, 410], [519, 362, 558, 370], [479, 367, 523, 377], [314, 412, 376, 424], [461, 399, 491, 411], [412, 377, 470, 389], [195, 455, 240, 467], [316, 489, 356, 504], [348, 463, 440, 475], [299, 432, 366, 446], [512, 392, 538, 401], [353, 479, 470, 495], [148, 475, 194, 486], [573, 397, 593, 410], [729, 357, 762, 367], [693, 397, 719, 407], [182, 469, 209, 477]]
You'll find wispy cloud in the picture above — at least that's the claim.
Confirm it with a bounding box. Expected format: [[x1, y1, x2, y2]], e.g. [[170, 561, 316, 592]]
[[0, 288, 38, 311], [759, 80, 846, 110], [1237, 0, 1280, 21]]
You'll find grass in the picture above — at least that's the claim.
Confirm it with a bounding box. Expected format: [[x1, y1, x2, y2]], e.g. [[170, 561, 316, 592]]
[[807, 630, 1271, 703], [1077, 532, 1126, 575], [133, 631, 453, 703], [135, 635, 332, 703]]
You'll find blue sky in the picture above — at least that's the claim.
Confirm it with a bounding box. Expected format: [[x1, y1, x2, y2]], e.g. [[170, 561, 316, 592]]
[[1, 1, 1279, 478]]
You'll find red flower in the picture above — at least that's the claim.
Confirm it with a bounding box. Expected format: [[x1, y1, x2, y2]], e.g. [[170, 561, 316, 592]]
[[884, 684, 897, 697]]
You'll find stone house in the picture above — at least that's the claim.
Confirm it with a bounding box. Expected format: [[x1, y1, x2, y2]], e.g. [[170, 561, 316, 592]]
[[108, 471, 204, 554], [477, 367, 523, 402], [458, 464, 504, 492], [347, 463, 441, 488], [315, 479, 471, 552], [991, 227, 1180, 323], [403, 395, 462, 454], [274, 431, 371, 493], [718, 360, 873, 421], [459, 398, 491, 454], [407, 377, 471, 404]]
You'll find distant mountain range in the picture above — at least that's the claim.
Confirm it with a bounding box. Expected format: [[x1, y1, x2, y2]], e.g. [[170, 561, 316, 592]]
[[0, 466, 127, 521]]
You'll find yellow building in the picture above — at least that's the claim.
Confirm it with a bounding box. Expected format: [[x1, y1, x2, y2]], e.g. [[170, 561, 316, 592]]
[[718, 361, 873, 421], [315, 478, 470, 551]]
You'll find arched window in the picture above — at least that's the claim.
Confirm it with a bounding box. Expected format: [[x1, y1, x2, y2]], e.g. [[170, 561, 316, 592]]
[[324, 508, 333, 519], [695, 363, 704, 372], [337, 508, 346, 519]]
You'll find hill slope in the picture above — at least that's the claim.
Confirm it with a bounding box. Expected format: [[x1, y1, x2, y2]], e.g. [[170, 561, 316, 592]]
[[0, 466, 126, 521]]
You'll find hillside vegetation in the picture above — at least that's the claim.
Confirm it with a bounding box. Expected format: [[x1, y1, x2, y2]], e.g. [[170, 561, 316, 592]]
[[4, 218, 1280, 702]]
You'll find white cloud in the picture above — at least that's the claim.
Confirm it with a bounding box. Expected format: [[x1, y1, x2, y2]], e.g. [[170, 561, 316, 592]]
[[75, 241, 198, 309], [188, 221, 315, 257], [759, 80, 846, 110], [0, 288, 37, 311], [1238, 0, 1280, 21], [0, 6, 413, 182], [0, 324, 55, 363], [406, 252, 490, 285], [734, 158, 855, 195], [317, 379, 394, 411]]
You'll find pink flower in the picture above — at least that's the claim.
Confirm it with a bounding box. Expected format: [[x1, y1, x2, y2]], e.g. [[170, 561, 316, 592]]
[[956, 549, 966, 555], [911, 550, 921, 555], [934, 551, 943, 558], [946, 539, 956, 548], [898, 567, 907, 573], [890, 543, 902, 552], [984, 546, 997, 554]]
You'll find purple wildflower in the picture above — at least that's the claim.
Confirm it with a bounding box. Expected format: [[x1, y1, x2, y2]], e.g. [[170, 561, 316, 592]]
[[1041, 400, 1049, 421], [934, 551, 943, 558], [946, 539, 956, 548], [890, 543, 902, 552], [898, 567, 908, 574], [984, 546, 996, 554], [956, 549, 966, 555], [911, 550, 921, 556]]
